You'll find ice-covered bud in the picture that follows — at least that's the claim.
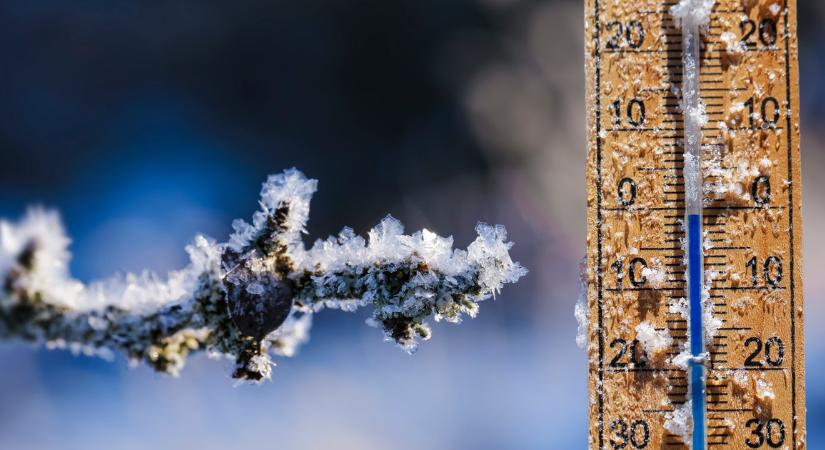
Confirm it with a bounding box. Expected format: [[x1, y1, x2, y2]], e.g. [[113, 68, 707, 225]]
[[224, 266, 294, 339]]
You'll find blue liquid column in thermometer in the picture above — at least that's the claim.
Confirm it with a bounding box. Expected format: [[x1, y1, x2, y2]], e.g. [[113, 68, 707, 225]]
[[680, 20, 706, 450]]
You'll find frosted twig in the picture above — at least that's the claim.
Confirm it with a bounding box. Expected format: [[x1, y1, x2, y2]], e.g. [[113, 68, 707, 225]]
[[0, 169, 526, 382]]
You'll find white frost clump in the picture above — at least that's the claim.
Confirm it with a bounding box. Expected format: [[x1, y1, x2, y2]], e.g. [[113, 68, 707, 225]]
[[731, 370, 750, 393], [575, 263, 589, 349], [670, 350, 692, 369], [720, 31, 745, 55], [706, 158, 761, 201], [665, 400, 693, 443], [670, 346, 707, 369], [756, 377, 776, 402], [0, 207, 75, 305], [635, 321, 672, 356], [685, 101, 708, 130], [670, 0, 716, 31], [669, 297, 689, 319], [468, 224, 528, 295], [641, 266, 667, 289]]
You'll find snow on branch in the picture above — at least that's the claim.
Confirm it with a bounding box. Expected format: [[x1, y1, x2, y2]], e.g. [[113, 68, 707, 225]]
[[0, 169, 526, 382]]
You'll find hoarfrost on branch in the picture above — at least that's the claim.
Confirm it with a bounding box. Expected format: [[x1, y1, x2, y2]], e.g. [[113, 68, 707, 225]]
[[0, 169, 526, 382]]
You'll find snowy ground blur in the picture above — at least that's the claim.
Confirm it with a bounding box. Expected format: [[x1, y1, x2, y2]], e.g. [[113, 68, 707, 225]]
[[0, 0, 823, 449]]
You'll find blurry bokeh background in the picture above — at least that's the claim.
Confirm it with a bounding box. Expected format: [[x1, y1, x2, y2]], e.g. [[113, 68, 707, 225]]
[[0, 1, 822, 449]]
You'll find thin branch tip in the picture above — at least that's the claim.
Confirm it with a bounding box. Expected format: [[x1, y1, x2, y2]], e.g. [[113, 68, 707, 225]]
[[0, 169, 525, 382]]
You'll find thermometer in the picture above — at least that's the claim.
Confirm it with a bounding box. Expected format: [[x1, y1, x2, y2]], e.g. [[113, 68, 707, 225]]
[[584, 0, 806, 448]]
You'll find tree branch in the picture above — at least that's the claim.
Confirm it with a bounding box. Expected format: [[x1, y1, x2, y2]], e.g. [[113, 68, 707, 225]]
[[0, 169, 526, 382]]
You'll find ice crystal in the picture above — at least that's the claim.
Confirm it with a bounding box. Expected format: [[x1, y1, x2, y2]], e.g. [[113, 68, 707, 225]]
[[640, 265, 666, 289], [296, 216, 527, 354], [635, 321, 672, 356], [0, 169, 525, 381], [670, 0, 716, 31], [664, 400, 693, 443], [755, 377, 776, 402]]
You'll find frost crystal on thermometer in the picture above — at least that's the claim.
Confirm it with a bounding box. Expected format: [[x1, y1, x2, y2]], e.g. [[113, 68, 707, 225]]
[[670, 0, 715, 31], [635, 321, 672, 357], [756, 378, 776, 402], [0, 169, 525, 382], [664, 400, 693, 443]]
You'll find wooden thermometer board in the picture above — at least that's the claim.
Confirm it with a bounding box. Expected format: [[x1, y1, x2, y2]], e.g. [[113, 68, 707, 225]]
[[584, 0, 805, 449]]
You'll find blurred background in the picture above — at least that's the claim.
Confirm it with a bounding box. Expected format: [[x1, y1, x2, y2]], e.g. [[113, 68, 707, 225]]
[[0, 0, 822, 449]]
